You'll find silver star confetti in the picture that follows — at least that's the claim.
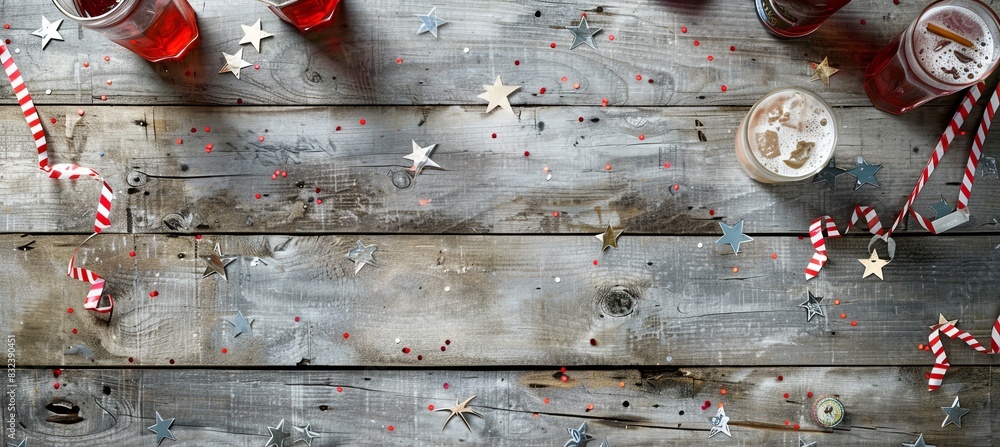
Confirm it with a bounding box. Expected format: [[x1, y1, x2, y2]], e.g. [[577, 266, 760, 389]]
[[416, 7, 448, 38], [716, 220, 753, 255], [7, 439, 26, 447], [478, 76, 520, 115], [404, 140, 440, 175], [847, 157, 882, 190], [565, 422, 595, 447], [708, 405, 731, 438], [799, 437, 817, 447], [31, 17, 63, 50], [239, 19, 273, 53], [147, 412, 176, 446], [566, 15, 602, 50], [437, 396, 484, 432], [799, 291, 826, 322], [930, 199, 953, 220], [595, 224, 624, 251], [941, 396, 969, 428], [291, 424, 321, 446], [220, 48, 253, 79], [859, 249, 890, 280], [599, 439, 610, 447], [347, 240, 377, 274], [813, 158, 846, 189], [903, 433, 936, 447], [265, 419, 290, 447], [226, 311, 254, 338], [203, 244, 238, 280]]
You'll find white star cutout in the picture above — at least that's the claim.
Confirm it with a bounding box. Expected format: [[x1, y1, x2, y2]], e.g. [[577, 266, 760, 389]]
[[477, 76, 520, 115], [220, 48, 253, 79], [239, 19, 273, 53], [31, 16, 64, 50]]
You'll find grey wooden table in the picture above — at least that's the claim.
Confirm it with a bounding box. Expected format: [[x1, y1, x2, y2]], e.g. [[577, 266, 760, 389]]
[[2, 0, 1000, 445]]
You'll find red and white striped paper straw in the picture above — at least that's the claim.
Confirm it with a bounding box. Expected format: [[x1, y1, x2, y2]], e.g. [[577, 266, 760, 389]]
[[804, 206, 884, 280], [927, 315, 1000, 391], [0, 42, 114, 313]]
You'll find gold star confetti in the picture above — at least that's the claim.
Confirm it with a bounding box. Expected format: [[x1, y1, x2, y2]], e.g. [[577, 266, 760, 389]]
[[809, 57, 840, 86], [930, 314, 958, 330], [595, 224, 624, 251], [477, 76, 520, 115], [436, 396, 484, 432], [858, 249, 890, 280]]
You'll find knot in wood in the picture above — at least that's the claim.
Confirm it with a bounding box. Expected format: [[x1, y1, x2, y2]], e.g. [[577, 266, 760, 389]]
[[598, 285, 638, 317], [126, 169, 147, 186], [388, 169, 412, 189]]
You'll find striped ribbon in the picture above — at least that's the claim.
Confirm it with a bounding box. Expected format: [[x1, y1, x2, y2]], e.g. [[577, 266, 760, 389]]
[[0, 42, 114, 313], [805, 81, 1000, 280], [927, 315, 1000, 391]]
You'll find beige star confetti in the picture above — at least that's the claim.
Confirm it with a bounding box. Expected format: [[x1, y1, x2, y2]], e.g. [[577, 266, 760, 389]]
[[477, 76, 520, 115], [809, 57, 840, 86], [220, 48, 253, 79], [858, 248, 890, 280], [239, 19, 274, 53], [930, 313, 958, 330], [595, 224, 624, 251], [436, 396, 484, 432]]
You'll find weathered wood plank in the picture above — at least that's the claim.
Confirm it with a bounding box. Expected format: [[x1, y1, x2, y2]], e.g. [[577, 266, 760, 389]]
[[3, 104, 1000, 234], [7, 233, 1000, 367], [0, 0, 974, 107], [7, 367, 994, 446]]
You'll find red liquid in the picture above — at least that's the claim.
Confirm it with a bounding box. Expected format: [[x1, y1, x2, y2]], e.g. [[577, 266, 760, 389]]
[[115, 2, 198, 62], [756, 0, 852, 37], [863, 34, 949, 114], [271, 0, 339, 32], [74, 0, 120, 17]]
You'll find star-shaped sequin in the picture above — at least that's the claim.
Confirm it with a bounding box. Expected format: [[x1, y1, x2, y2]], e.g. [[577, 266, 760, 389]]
[[813, 158, 846, 189], [716, 220, 753, 255], [147, 411, 176, 446], [265, 419, 290, 447], [903, 433, 936, 447], [291, 423, 321, 446], [404, 140, 440, 175], [565, 422, 595, 447], [708, 406, 731, 438], [220, 48, 253, 79], [437, 396, 484, 432], [31, 16, 63, 50], [799, 291, 826, 322], [809, 57, 840, 86], [930, 199, 953, 220], [859, 249, 890, 280], [566, 15, 602, 50], [847, 157, 882, 190], [203, 244, 238, 280], [931, 314, 959, 330], [941, 396, 969, 428], [239, 19, 273, 53], [478, 76, 520, 115], [226, 311, 254, 338], [7, 439, 27, 447], [799, 437, 817, 447], [346, 240, 377, 274], [595, 224, 624, 251], [416, 7, 448, 38]]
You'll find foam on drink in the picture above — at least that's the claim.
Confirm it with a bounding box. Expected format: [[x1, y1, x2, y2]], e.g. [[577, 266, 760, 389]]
[[914, 5, 995, 84], [744, 90, 835, 179]]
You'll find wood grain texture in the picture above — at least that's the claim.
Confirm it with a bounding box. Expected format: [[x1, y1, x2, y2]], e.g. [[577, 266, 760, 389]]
[[7, 233, 1000, 367], [0, 0, 979, 107], [7, 367, 994, 446], [3, 104, 1000, 235]]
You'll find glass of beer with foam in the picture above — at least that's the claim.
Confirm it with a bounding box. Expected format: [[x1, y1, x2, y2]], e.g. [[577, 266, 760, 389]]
[[735, 88, 838, 183]]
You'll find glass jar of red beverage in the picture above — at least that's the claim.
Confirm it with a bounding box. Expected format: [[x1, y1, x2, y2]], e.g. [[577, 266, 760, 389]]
[[264, 0, 340, 32], [52, 0, 200, 62], [756, 0, 852, 37]]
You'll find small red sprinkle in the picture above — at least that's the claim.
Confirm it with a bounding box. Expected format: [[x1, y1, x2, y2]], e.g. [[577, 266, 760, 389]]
[[402, 347, 410, 354], [83, 62, 90, 68], [777, 375, 783, 381], [255, 193, 261, 200], [783, 393, 790, 399], [294, 316, 300, 322], [491, 133, 497, 139], [560, 367, 567, 373], [281, 171, 287, 177], [544, 398, 550, 404], [343, 333, 350, 339], [593, 260, 598, 266], [101, 95, 108, 101], [539, 87, 547, 94], [709, 209, 715, 216], [396, 57, 402, 64], [608, 34, 614, 41], [445, 340, 451, 345], [315, 188, 322, 193], [552, 211, 559, 217], [71, 328, 78, 334], [794, 424, 800, 430], [195, 235, 202, 240], [894, 0, 899, 4], [169, 359, 175, 365], [221, 348, 228, 354], [2, 24, 8, 29], [272, 174, 278, 180], [578, 116, 584, 122], [417, 355, 423, 360], [359, 119, 366, 125], [638, 134, 645, 141], [586, 403, 594, 411], [253, 63, 261, 70], [681, 26, 688, 33], [605, 164, 612, 171], [50, 118, 57, 124], [336, 126, 342, 131], [440, 346, 446, 351], [443, 383, 449, 389], [204, 126, 211, 132], [190, 127, 197, 133], [129, 251, 136, 257], [176, 138, 183, 145], [533, 413, 539, 417], [732, 266, 739, 273], [834, 299, 841, 305], [337, 387, 343, 392], [693, 40, 700, 46], [589, 338, 597, 346], [925, 373, 931, 379], [387, 426, 394, 432], [648, 79, 654, 84], [258, 136, 265, 142], [720, 389, 727, 395], [514, 60, 520, 66], [106, 80, 112, 85], [721, 85, 728, 92], [428, 404, 435, 411], [807, 392, 814, 398], [149, 291, 158, 298], [77, 109, 85, 116], [840, 313, 847, 319], [772, 253, 778, 259], [851, 320, 858, 327], [54, 383, 60, 389], [550, 42, 557, 48], [673, 184, 680, 191], [707, 55, 714, 61], [185, 71, 192, 77], [104, 56, 110, 62], [53, 369, 61, 378], [601, 98, 608, 106], [860, 19, 867, 25], [67, 307, 73, 314], [705, 400, 711, 406], [205, 143, 213, 153], [560, 375, 569, 383], [785, 420, 790, 425], [316, 198, 323, 205], [635, 74, 642, 81], [126, 357, 135, 363], [573, 83, 580, 89]]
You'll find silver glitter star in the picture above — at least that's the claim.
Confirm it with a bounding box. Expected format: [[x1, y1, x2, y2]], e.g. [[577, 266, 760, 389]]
[[7, 439, 26, 447], [147, 411, 176, 446], [31, 16, 63, 50], [220, 48, 253, 79], [799, 291, 826, 322], [566, 15, 602, 50], [346, 240, 377, 274], [599, 439, 610, 447], [565, 422, 595, 447], [478, 76, 520, 115], [903, 433, 936, 447], [437, 396, 484, 432], [813, 158, 846, 189], [941, 396, 969, 428], [404, 140, 440, 175], [416, 7, 448, 38], [226, 311, 254, 338], [265, 419, 290, 447], [930, 199, 953, 220], [708, 406, 731, 438], [239, 19, 273, 53], [291, 423, 321, 446], [846, 157, 882, 190], [716, 220, 753, 255], [799, 437, 817, 447], [203, 244, 238, 280]]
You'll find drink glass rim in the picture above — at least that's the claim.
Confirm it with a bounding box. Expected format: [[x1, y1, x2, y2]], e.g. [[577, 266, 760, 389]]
[[903, 0, 1000, 90], [260, 0, 305, 6], [51, 0, 138, 26], [739, 87, 838, 182]]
